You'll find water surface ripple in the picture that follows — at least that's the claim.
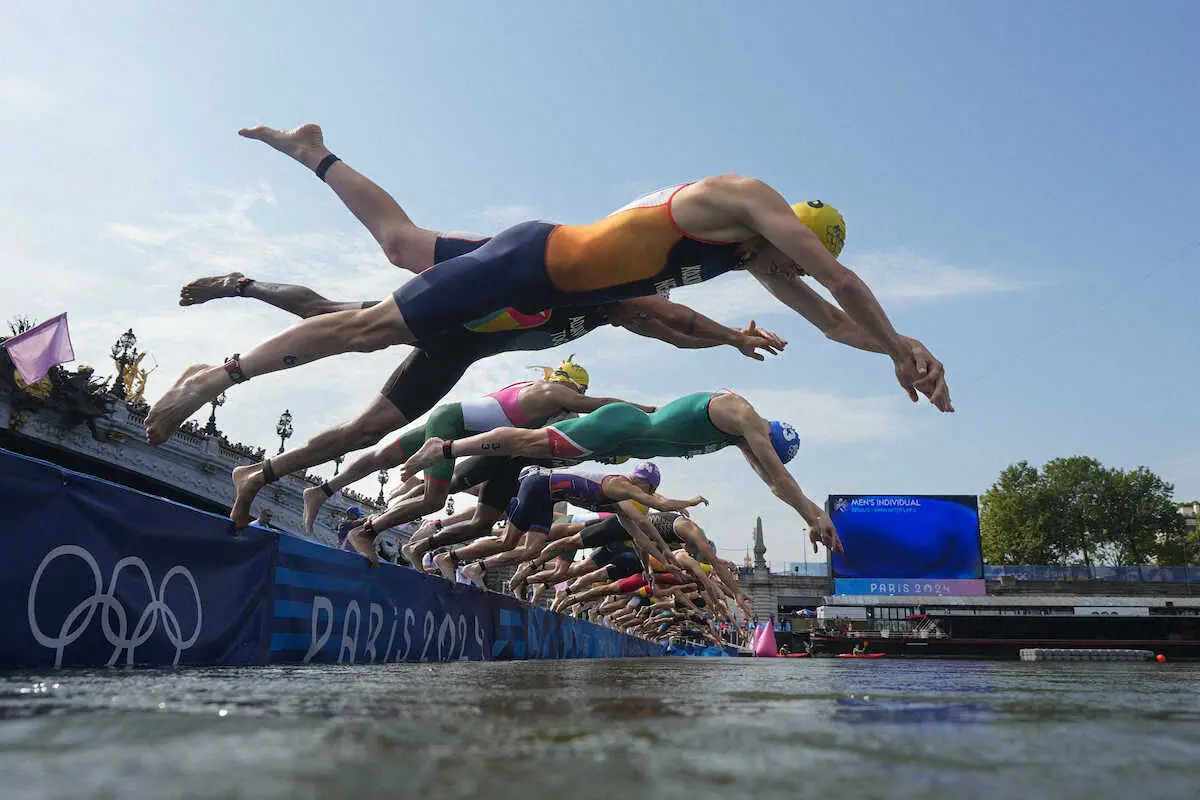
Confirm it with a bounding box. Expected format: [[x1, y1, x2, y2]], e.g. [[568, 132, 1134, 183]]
[[2, 658, 1197, 800]]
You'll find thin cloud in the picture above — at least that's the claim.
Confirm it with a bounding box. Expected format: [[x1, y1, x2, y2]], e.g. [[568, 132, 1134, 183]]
[[854, 249, 1035, 300], [0, 74, 60, 119], [469, 204, 540, 230], [667, 249, 1033, 321]]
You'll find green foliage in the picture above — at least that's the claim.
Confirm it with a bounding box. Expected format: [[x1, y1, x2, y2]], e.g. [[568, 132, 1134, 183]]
[[981, 456, 1189, 566]]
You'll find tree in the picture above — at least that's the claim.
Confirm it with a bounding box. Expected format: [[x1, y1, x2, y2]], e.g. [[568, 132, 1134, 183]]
[[1099, 468, 1187, 565], [981, 456, 1187, 566], [980, 461, 1065, 564]]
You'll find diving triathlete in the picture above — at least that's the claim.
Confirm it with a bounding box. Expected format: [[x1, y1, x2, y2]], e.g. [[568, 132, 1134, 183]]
[[436, 462, 700, 589], [283, 356, 643, 537], [147, 123, 952, 443], [403, 389, 841, 553]]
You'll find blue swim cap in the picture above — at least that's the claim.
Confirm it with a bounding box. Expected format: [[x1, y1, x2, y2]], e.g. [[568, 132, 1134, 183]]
[[768, 421, 800, 464], [630, 461, 662, 491], [346, 506, 363, 517]]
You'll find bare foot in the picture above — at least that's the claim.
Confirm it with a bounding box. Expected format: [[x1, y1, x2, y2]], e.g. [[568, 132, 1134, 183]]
[[145, 364, 225, 445], [237, 123, 330, 171], [510, 563, 533, 586], [409, 519, 440, 544], [401, 539, 425, 570], [461, 562, 487, 591], [302, 486, 330, 536], [401, 437, 445, 481], [230, 464, 265, 529], [348, 527, 379, 568], [433, 552, 456, 582], [530, 584, 547, 605], [180, 272, 246, 307]]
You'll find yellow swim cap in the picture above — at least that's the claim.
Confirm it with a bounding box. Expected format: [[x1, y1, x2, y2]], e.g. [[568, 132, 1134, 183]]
[[791, 200, 846, 258], [547, 355, 589, 390]]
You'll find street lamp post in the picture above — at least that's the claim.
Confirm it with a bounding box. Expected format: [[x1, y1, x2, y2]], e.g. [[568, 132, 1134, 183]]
[[377, 468, 389, 505], [333, 454, 344, 476], [204, 392, 226, 436], [275, 409, 293, 455], [108, 329, 138, 399]]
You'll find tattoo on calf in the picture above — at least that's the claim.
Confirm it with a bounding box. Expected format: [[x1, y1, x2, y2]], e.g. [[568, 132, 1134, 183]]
[[481, 443, 501, 450], [282, 355, 299, 367]]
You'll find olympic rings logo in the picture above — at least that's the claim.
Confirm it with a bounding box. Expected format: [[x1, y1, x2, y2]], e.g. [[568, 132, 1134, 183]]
[[27, 545, 203, 667]]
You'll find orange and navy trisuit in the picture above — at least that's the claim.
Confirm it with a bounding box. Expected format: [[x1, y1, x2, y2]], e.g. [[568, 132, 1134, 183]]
[[392, 184, 745, 340]]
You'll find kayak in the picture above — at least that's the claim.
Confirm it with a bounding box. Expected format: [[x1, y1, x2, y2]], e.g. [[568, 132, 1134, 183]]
[[837, 653, 886, 659], [782, 653, 810, 658]]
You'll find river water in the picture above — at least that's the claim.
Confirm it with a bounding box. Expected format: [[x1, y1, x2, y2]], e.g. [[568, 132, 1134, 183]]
[[1, 658, 1197, 800]]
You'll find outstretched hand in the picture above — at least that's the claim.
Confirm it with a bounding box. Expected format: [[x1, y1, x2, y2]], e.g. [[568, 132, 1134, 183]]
[[808, 515, 843, 555], [669, 495, 709, 516], [737, 321, 788, 361], [893, 337, 954, 412]]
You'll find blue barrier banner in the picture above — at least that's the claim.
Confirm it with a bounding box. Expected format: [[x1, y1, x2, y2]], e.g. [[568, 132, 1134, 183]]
[[1, 448, 277, 668], [1, 448, 661, 668], [269, 534, 662, 664], [834, 578, 987, 596], [985, 565, 1200, 583], [665, 642, 736, 657]]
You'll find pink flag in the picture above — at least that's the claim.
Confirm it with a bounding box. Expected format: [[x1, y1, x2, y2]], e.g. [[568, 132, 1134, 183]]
[[2, 314, 75, 385]]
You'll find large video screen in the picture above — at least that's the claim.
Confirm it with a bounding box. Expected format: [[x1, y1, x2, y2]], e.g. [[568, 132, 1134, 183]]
[[827, 495, 982, 580]]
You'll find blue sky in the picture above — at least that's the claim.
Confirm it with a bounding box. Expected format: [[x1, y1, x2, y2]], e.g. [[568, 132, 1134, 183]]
[[3, 1, 1197, 566]]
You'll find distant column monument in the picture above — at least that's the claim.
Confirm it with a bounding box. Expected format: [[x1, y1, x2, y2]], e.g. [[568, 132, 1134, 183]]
[[753, 516, 767, 571], [741, 515, 831, 623]]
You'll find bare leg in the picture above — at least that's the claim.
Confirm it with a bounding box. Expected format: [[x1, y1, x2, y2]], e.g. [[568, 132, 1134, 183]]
[[318, 438, 405, 504], [522, 557, 574, 588], [146, 300, 412, 444], [238, 123, 438, 271], [243, 280, 368, 318], [179, 273, 369, 317], [403, 428, 550, 480], [360, 479, 448, 533], [568, 566, 614, 593], [232, 394, 408, 529], [474, 532, 548, 595], [402, 508, 479, 567], [533, 533, 584, 567], [447, 526, 522, 565], [515, 557, 572, 598], [412, 504, 507, 557], [556, 582, 615, 611]]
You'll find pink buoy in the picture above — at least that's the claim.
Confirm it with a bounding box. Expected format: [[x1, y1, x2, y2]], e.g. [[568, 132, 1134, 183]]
[[754, 624, 778, 658]]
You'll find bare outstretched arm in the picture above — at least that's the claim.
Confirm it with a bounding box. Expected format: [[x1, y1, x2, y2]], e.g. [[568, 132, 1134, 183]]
[[610, 297, 786, 361], [546, 383, 656, 414], [743, 268, 953, 411], [604, 478, 708, 515]]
